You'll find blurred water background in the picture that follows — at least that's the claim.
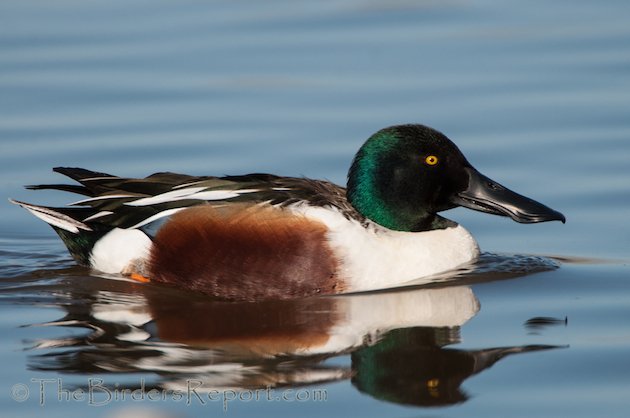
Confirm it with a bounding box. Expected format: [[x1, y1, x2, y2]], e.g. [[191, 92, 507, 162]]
[[1, 1, 629, 417]]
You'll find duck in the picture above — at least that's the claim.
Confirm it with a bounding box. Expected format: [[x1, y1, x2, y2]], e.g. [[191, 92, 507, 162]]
[[11, 124, 565, 301]]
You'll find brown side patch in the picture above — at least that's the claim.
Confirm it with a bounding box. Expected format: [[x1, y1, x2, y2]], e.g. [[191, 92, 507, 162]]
[[147, 204, 343, 301]]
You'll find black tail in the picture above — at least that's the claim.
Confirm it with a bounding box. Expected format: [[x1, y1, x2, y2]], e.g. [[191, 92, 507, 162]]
[[9, 199, 111, 265], [51, 226, 109, 266]]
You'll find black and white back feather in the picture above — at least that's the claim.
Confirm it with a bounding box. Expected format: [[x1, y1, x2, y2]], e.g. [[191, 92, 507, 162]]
[[12, 167, 363, 234]]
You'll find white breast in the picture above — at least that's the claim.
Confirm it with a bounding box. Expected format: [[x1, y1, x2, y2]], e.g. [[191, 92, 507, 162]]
[[290, 204, 480, 292]]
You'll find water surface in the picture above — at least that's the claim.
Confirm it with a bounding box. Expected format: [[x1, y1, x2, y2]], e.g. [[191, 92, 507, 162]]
[[1, 1, 630, 417]]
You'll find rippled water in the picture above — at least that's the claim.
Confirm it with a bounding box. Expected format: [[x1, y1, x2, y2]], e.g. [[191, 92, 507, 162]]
[[1, 1, 630, 417]]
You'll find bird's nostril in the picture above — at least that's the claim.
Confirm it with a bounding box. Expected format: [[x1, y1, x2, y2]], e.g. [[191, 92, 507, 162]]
[[487, 182, 503, 191]]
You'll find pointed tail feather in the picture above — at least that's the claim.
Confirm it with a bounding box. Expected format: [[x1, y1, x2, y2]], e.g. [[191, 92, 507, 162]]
[[10, 199, 110, 265], [52, 167, 117, 182], [25, 184, 92, 196], [50, 167, 129, 197], [9, 199, 92, 233]]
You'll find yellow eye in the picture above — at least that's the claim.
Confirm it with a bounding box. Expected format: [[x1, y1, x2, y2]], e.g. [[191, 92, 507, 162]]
[[425, 155, 439, 166]]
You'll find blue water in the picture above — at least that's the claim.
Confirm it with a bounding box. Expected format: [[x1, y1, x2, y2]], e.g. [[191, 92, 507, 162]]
[[1, 1, 630, 417]]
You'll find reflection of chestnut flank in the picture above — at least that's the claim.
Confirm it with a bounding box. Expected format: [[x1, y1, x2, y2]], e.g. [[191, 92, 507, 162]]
[[147, 295, 339, 355]]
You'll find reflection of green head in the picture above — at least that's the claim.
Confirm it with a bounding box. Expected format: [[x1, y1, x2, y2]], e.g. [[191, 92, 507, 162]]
[[351, 327, 470, 407], [351, 327, 563, 407]]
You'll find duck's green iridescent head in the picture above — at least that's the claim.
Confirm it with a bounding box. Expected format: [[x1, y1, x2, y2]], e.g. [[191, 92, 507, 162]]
[[346, 124, 565, 232]]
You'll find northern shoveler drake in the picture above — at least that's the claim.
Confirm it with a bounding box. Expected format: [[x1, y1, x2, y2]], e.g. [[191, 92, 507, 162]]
[[11, 124, 565, 301]]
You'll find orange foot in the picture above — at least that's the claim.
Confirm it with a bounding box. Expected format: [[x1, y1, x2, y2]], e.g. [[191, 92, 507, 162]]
[[129, 273, 151, 283]]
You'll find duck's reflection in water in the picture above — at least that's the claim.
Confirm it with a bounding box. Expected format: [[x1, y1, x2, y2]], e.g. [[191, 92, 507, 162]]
[[351, 327, 556, 406], [25, 276, 558, 407]]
